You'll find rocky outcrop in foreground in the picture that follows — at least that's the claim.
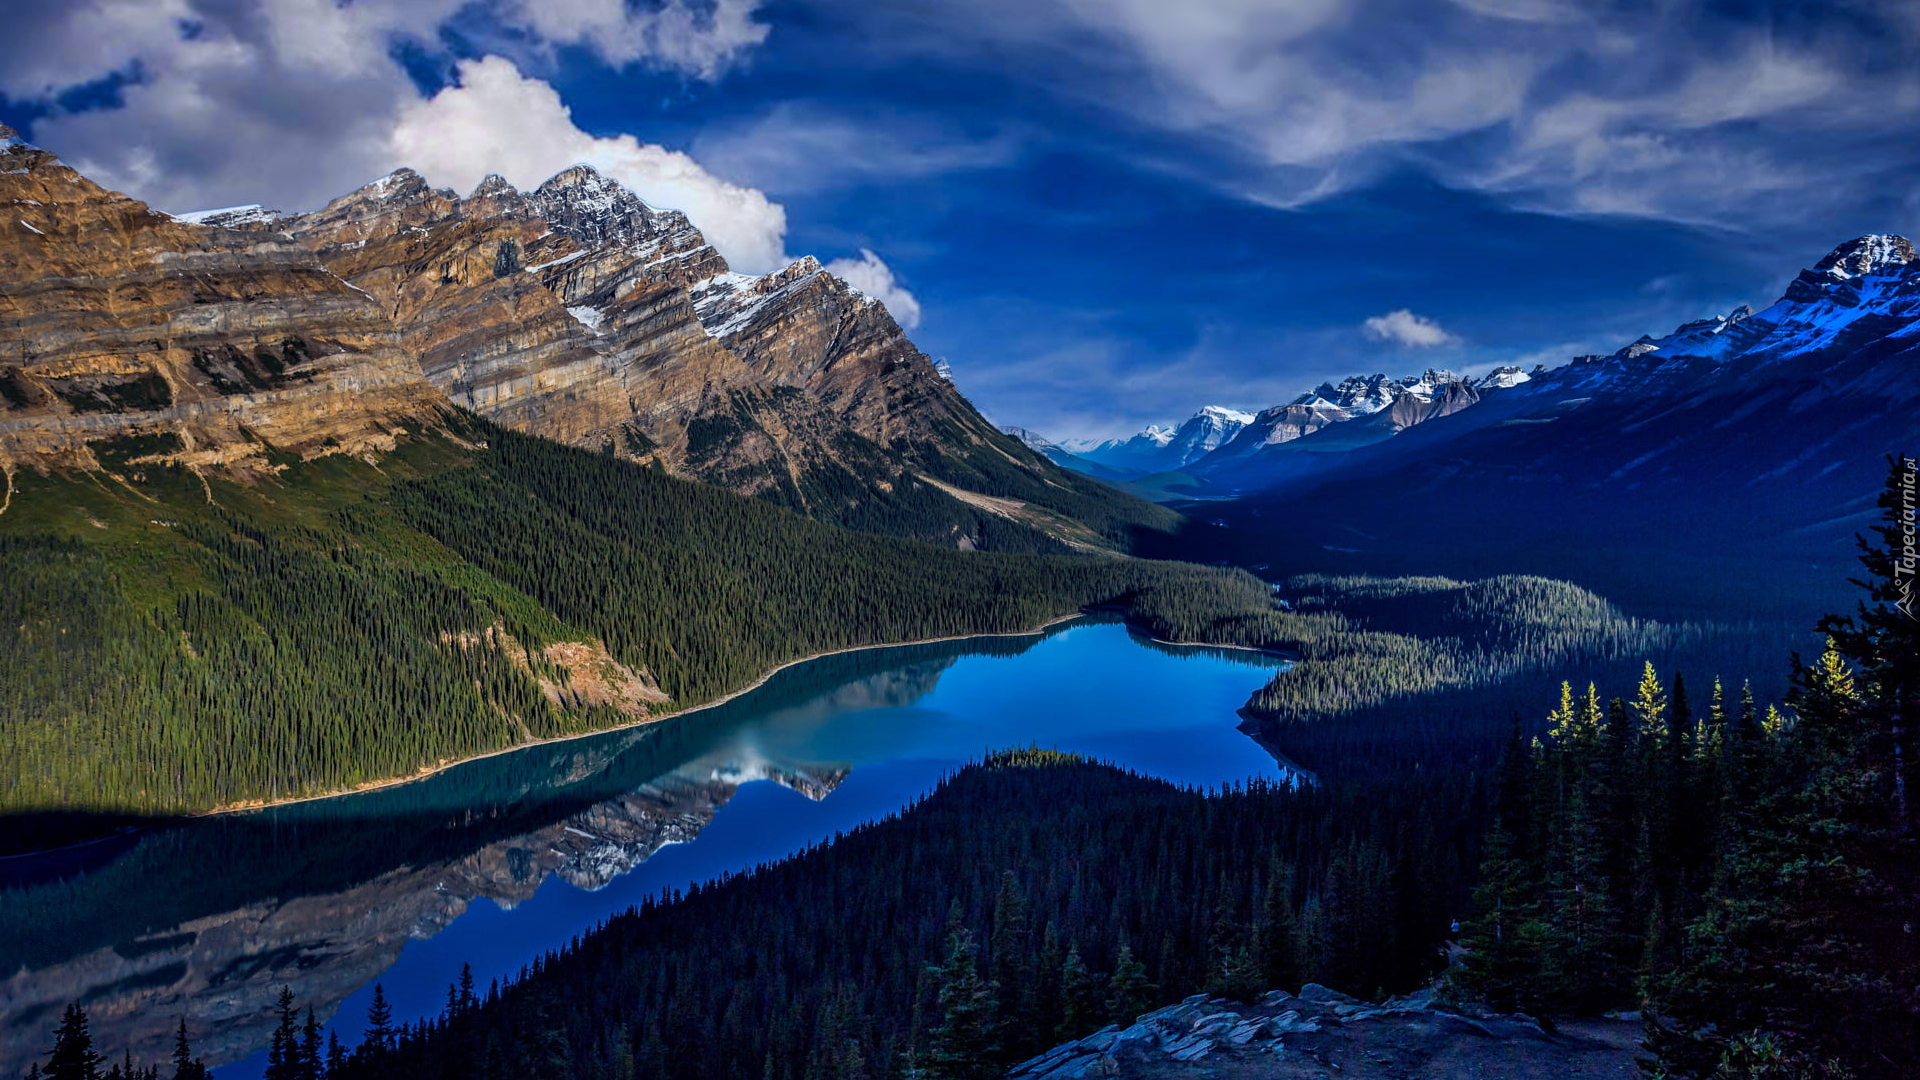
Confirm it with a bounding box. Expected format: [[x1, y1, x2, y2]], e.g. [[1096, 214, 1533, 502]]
[[1008, 985, 1639, 1080]]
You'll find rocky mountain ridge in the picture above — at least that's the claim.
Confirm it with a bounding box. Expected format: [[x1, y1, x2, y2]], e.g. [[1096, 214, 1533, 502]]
[[1032, 368, 1521, 492], [3, 131, 1162, 550], [1041, 232, 1916, 505], [1174, 234, 1920, 592], [0, 125, 447, 474]]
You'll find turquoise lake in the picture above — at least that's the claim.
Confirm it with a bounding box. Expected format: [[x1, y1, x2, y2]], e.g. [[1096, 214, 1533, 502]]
[[0, 619, 1294, 1077]]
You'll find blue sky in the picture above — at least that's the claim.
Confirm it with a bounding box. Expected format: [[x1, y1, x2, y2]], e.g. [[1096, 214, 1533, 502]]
[[5, 0, 1919, 439]]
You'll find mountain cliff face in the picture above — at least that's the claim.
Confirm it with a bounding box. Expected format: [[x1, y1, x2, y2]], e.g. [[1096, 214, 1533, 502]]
[[4, 140, 1169, 550], [0, 127, 446, 473]]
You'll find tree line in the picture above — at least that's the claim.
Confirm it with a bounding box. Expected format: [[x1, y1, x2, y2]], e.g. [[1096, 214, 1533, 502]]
[[1461, 459, 1918, 1077], [0, 419, 1280, 823], [14, 747, 1482, 1080]]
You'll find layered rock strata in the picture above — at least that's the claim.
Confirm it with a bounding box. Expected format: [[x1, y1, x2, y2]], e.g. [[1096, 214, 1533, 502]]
[[0, 127, 446, 472]]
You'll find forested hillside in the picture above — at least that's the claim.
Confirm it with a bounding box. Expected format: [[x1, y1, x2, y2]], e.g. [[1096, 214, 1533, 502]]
[[192, 750, 1478, 1080], [0, 416, 1272, 821], [1461, 462, 1919, 1077], [1221, 573, 1792, 784], [222, 463, 1909, 1080]]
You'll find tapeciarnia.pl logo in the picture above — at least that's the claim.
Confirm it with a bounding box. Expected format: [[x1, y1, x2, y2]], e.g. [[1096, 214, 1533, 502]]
[[1898, 456, 1917, 620]]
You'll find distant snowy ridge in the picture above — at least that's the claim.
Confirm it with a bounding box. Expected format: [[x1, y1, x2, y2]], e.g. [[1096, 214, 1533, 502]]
[[1072, 405, 1256, 476]]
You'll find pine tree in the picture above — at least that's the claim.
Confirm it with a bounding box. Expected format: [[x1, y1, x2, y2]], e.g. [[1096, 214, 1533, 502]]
[[457, 964, 478, 1015], [46, 1005, 105, 1080], [1257, 859, 1299, 993], [324, 1033, 346, 1080], [924, 928, 1000, 1080], [1105, 942, 1156, 1024], [988, 871, 1031, 1021], [298, 1008, 322, 1080], [361, 985, 394, 1057], [264, 989, 299, 1080], [169, 1020, 210, 1080], [1055, 946, 1097, 1040]]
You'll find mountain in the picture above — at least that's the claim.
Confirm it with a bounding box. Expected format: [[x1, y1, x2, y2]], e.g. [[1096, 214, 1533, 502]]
[[0, 126, 447, 472], [1189, 368, 1508, 485], [999, 425, 1138, 481], [1179, 234, 1920, 615], [0, 129, 1172, 553], [1071, 405, 1255, 477], [204, 164, 1175, 551]]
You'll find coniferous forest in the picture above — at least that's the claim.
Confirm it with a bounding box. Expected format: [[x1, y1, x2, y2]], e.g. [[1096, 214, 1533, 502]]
[[0, 413, 1701, 825], [9, 438, 1914, 1080], [0, 416, 1284, 819]]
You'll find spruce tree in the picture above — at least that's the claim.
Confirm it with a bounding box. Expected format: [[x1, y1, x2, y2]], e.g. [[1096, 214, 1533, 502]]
[[1257, 860, 1299, 993], [1055, 946, 1097, 1040], [1105, 942, 1157, 1023], [169, 1020, 210, 1080], [46, 1005, 104, 1080], [324, 1033, 346, 1080], [925, 928, 999, 1080], [263, 989, 298, 1080], [361, 985, 395, 1056], [298, 1008, 322, 1080]]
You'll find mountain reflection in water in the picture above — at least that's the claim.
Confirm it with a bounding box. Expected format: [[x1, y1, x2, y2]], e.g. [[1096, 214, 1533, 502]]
[[0, 621, 1290, 1077]]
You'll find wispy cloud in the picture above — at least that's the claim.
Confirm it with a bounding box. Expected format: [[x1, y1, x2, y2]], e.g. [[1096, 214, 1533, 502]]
[[861, 0, 1920, 236], [692, 104, 1022, 196]]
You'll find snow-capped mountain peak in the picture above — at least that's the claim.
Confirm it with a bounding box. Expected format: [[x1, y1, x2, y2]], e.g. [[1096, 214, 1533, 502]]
[[1813, 234, 1914, 282], [1195, 405, 1256, 426], [1070, 405, 1255, 475], [1293, 371, 1466, 415], [1473, 366, 1531, 390]]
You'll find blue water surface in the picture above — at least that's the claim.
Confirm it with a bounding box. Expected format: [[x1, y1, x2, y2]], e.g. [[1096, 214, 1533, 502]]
[[0, 620, 1290, 1077]]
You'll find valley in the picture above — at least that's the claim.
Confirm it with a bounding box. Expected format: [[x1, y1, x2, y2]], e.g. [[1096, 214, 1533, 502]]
[[3, 69, 1915, 1080]]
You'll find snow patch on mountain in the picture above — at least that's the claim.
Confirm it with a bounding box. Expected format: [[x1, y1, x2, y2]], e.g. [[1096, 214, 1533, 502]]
[[1072, 405, 1256, 475], [173, 204, 283, 229]]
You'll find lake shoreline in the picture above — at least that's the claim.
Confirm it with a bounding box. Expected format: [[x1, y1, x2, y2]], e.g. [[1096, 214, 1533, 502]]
[[2, 611, 1094, 861]]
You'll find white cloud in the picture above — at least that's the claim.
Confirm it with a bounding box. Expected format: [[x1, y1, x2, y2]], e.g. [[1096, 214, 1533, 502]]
[[393, 57, 790, 272], [824, 249, 923, 329], [874, 0, 1920, 232], [12, 0, 775, 232], [496, 0, 770, 80], [1363, 309, 1458, 348]]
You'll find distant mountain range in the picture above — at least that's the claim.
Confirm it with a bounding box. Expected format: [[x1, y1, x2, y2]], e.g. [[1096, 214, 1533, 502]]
[[1019, 234, 1917, 549], [1142, 233, 1920, 615], [1045, 405, 1257, 478], [1026, 370, 1536, 490]]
